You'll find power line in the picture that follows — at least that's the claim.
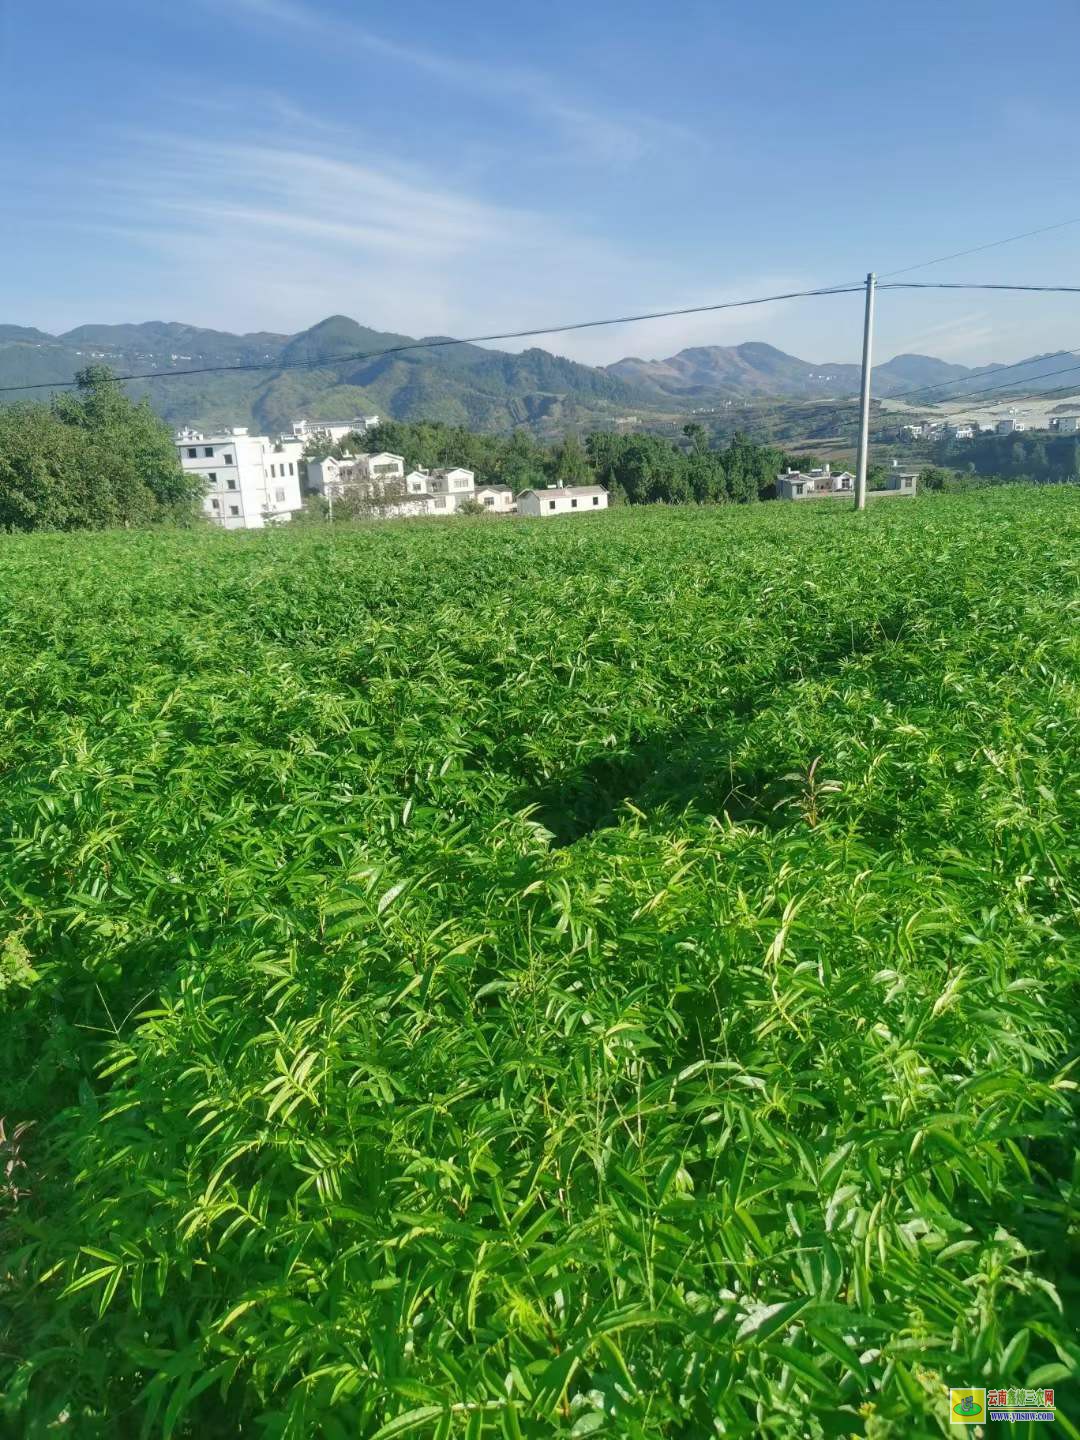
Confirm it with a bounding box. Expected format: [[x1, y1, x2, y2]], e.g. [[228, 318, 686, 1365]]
[[907, 355, 1080, 406], [876, 345, 1080, 405], [877, 217, 1080, 279], [0, 282, 866, 395], [883, 281, 1080, 295]]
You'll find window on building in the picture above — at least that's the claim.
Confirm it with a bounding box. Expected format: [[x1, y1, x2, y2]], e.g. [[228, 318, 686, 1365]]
[[288, 463, 295, 475], [592, 496, 599, 506], [571, 498, 578, 508], [226, 478, 237, 490], [228, 505, 240, 516], [269, 464, 276, 477], [207, 472, 217, 484], [484, 496, 494, 507], [549, 500, 556, 511], [187, 447, 197, 459], [794, 483, 804, 496], [224, 453, 233, 465], [275, 487, 286, 502], [434, 497, 446, 509], [204, 446, 213, 457], [210, 499, 220, 511]]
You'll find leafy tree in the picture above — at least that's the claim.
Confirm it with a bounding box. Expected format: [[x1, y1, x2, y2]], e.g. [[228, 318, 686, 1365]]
[[683, 421, 707, 454], [548, 433, 592, 486], [0, 367, 199, 531]]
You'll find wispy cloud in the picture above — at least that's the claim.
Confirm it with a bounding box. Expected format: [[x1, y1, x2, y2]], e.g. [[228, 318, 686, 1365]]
[[209, 0, 701, 165]]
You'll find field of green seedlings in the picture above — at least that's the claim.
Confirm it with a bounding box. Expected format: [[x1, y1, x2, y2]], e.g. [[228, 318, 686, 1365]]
[[1, 489, 1079, 1438]]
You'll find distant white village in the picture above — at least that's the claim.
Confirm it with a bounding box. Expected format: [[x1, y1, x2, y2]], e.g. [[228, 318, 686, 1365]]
[[175, 415, 609, 529], [897, 410, 1080, 442], [176, 414, 924, 530]]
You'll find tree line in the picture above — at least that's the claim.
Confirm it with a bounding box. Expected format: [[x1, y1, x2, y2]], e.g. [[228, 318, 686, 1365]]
[[932, 431, 1080, 484], [349, 419, 814, 505], [0, 367, 200, 532]]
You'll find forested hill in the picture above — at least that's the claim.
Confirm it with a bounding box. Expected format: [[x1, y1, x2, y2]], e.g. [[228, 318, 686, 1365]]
[[0, 315, 650, 436], [1, 312, 1063, 435]]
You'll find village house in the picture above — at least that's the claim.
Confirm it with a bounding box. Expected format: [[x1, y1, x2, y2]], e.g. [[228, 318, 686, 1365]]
[[776, 463, 916, 501], [176, 427, 303, 529], [776, 464, 855, 500], [996, 418, 1027, 435], [516, 481, 608, 517], [306, 453, 356, 498], [879, 471, 918, 495], [291, 415, 378, 444], [474, 484, 515, 512]]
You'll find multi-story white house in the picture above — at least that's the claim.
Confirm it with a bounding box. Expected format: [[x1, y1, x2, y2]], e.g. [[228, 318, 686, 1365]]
[[427, 467, 475, 507], [291, 416, 378, 444], [949, 423, 975, 440], [355, 452, 406, 486], [997, 418, 1027, 435], [306, 454, 355, 498], [516, 482, 608, 517], [176, 428, 303, 529], [400, 465, 479, 513]]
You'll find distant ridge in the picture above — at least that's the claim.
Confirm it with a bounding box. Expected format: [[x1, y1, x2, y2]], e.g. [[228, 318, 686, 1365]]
[[0, 315, 1071, 433]]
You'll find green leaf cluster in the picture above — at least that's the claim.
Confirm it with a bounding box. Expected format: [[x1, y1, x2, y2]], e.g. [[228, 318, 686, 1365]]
[[0, 366, 201, 531]]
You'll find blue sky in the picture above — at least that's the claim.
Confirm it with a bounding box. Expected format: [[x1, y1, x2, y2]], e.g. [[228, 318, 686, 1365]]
[[3, 0, 1079, 365]]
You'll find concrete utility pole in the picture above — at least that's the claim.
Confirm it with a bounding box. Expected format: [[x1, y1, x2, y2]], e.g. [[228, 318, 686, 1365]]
[[854, 271, 877, 511]]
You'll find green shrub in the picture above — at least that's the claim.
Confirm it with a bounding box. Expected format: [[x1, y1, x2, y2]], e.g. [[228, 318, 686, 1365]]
[[0, 489, 1077, 1436]]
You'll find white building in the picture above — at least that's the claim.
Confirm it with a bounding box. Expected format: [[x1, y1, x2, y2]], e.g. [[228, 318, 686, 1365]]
[[176, 428, 304, 529], [882, 471, 917, 493], [428, 467, 475, 504], [474, 484, 515, 513], [516, 482, 608, 517], [898, 423, 925, 441], [306, 454, 354, 497], [291, 415, 378, 444], [949, 424, 975, 440], [996, 418, 1027, 435], [776, 464, 855, 500], [1057, 416, 1080, 434], [401, 465, 478, 514]]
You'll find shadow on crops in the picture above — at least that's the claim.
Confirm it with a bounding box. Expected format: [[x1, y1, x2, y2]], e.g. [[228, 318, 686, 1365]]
[[517, 727, 787, 846]]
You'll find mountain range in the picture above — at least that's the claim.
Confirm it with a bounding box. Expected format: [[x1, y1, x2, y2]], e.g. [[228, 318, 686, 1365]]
[[0, 315, 1074, 435]]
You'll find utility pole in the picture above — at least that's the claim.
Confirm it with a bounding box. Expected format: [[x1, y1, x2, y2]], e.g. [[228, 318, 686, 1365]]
[[854, 271, 876, 511]]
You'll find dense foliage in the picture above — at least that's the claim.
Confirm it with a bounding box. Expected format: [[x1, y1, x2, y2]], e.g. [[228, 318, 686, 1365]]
[[0, 367, 200, 531], [1, 490, 1078, 1437], [931, 431, 1080, 485]]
